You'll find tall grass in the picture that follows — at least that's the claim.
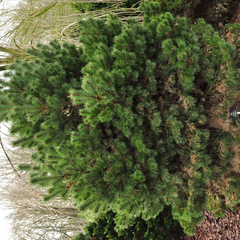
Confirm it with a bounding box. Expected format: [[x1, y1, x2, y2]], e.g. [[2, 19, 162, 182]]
[[0, 0, 82, 47], [0, 0, 143, 70], [0, 0, 143, 47], [0, 44, 36, 71]]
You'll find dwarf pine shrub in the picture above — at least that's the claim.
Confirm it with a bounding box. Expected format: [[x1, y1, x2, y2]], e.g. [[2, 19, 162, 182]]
[[1, 1, 240, 236]]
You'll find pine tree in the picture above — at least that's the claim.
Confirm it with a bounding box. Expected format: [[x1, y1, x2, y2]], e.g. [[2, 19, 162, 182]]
[[1, 2, 240, 236]]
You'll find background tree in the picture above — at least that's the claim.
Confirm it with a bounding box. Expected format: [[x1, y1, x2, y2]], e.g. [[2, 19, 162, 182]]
[[139, 0, 240, 29]]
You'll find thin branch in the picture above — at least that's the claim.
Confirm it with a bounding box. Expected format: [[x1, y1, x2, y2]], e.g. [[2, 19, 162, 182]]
[[0, 135, 22, 178]]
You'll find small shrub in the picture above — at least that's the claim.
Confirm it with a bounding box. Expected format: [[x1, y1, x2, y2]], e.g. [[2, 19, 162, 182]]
[[1, 1, 240, 237], [73, 206, 185, 240]]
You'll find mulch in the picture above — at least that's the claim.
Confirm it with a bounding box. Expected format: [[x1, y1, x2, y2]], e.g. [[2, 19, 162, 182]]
[[184, 209, 240, 240]]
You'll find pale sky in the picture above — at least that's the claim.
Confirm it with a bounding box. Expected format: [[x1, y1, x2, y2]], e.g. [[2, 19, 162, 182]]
[[0, 0, 22, 239], [0, 209, 12, 240]]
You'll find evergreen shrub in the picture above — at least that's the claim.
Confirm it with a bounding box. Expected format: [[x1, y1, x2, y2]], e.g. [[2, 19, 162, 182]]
[[1, 1, 240, 236]]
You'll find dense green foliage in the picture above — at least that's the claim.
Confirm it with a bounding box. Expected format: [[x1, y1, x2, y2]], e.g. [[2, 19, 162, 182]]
[[72, 206, 185, 240], [1, 0, 240, 237]]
